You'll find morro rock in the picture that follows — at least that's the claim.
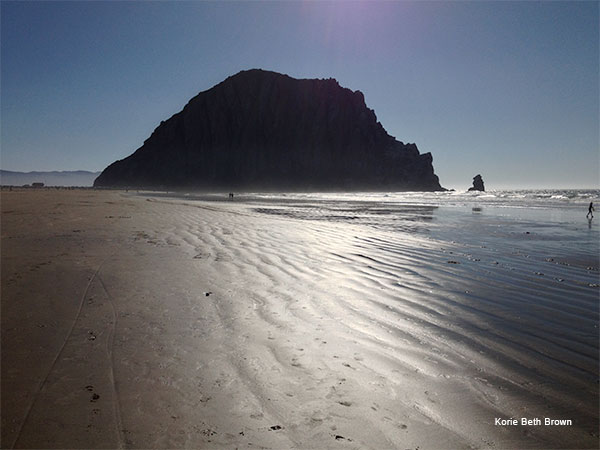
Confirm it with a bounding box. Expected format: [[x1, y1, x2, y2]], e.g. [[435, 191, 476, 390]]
[[468, 174, 485, 192], [94, 69, 443, 191]]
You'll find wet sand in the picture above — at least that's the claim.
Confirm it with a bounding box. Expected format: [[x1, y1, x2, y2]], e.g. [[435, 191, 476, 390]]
[[1, 189, 598, 449]]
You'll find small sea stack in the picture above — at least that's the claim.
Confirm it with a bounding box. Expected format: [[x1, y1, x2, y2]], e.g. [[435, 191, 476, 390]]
[[468, 174, 485, 192]]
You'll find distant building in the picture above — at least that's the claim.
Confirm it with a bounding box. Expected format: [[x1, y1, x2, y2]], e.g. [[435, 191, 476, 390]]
[[32, 182, 44, 188]]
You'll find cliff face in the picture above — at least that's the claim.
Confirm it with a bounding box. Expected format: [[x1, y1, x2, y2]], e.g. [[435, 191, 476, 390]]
[[94, 69, 443, 191]]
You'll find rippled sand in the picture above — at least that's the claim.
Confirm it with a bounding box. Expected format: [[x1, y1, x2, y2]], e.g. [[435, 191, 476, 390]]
[[2, 189, 598, 449]]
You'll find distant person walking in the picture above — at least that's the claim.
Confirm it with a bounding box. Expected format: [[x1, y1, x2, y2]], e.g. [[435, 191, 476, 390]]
[[587, 202, 594, 219]]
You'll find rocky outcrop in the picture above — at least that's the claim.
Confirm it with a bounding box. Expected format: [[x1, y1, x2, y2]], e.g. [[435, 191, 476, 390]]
[[94, 69, 444, 191], [468, 174, 485, 192]]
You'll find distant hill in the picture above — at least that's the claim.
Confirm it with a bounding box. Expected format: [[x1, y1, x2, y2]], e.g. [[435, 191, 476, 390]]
[[95, 69, 444, 191], [0, 170, 101, 187]]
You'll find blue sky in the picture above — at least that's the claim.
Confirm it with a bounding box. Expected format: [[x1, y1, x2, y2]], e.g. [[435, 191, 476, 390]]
[[1, 1, 598, 189]]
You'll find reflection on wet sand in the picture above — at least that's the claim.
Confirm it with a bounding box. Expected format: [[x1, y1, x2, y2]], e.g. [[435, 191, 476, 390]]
[[2, 189, 598, 449]]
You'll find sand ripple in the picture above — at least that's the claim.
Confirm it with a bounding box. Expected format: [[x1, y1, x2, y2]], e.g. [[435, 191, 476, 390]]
[[131, 195, 598, 448]]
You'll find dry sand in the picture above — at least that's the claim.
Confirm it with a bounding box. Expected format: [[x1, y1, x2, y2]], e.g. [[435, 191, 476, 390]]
[[1, 189, 597, 449]]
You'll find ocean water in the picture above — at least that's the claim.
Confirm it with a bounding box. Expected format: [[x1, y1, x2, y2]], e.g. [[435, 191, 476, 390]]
[[156, 188, 600, 272], [248, 189, 600, 266]]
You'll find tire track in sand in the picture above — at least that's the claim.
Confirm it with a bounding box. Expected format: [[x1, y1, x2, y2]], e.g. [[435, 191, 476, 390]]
[[98, 272, 125, 449], [11, 256, 124, 449], [11, 257, 110, 449]]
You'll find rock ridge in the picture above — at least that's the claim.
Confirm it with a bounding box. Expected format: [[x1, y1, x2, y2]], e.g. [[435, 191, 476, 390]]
[[94, 69, 444, 191]]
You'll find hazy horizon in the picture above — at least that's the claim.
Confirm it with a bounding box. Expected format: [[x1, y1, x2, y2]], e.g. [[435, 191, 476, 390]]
[[1, 166, 597, 192], [1, 1, 598, 190]]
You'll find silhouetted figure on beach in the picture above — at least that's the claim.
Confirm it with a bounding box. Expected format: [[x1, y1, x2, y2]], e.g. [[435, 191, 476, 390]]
[[587, 202, 594, 219], [229, 192, 234, 200]]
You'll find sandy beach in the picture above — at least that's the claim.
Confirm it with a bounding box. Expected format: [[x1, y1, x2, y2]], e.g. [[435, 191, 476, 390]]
[[2, 189, 598, 449]]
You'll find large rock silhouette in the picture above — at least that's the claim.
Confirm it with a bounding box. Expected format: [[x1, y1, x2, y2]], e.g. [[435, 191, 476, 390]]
[[94, 69, 444, 191]]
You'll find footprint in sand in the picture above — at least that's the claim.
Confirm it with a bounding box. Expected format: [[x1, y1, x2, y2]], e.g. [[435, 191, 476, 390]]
[[310, 411, 328, 423], [334, 434, 353, 441]]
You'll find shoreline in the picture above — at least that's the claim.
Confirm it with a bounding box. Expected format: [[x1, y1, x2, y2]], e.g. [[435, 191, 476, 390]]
[[2, 189, 598, 449]]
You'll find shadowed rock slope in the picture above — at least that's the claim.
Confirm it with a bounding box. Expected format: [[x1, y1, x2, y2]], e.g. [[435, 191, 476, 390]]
[[94, 69, 444, 191]]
